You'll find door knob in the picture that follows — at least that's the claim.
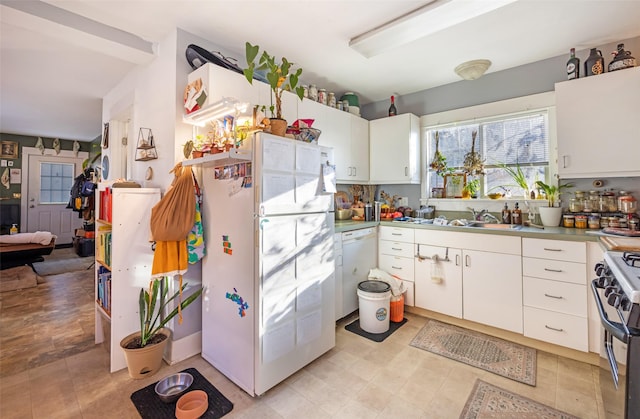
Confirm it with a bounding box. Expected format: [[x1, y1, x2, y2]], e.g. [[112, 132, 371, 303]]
[[29, 205, 35, 208]]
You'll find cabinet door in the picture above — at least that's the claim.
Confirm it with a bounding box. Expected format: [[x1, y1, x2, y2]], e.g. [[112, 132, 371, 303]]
[[350, 116, 370, 182], [462, 250, 523, 333], [555, 67, 640, 178], [369, 113, 420, 184], [414, 244, 463, 318]]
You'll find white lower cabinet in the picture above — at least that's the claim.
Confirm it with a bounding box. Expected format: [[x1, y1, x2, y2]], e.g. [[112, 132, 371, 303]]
[[462, 249, 523, 333], [522, 238, 588, 352], [414, 244, 463, 318], [414, 230, 523, 333]]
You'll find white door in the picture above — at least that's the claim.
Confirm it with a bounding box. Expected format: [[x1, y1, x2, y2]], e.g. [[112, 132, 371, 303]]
[[27, 154, 84, 245]]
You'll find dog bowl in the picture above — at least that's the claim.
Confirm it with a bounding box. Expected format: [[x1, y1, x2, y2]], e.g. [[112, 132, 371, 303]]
[[154, 372, 194, 403], [175, 390, 208, 419]]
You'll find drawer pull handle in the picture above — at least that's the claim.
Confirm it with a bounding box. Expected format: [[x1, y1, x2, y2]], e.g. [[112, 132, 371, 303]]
[[544, 268, 563, 273], [392, 233, 402, 236], [544, 325, 564, 332], [544, 293, 563, 299], [543, 248, 562, 252], [392, 247, 402, 251], [391, 266, 402, 270]]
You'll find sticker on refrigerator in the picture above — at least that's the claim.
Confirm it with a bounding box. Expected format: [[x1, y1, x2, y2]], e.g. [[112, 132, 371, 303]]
[[226, 288, 249, 317], [222, 235, 232, 255]]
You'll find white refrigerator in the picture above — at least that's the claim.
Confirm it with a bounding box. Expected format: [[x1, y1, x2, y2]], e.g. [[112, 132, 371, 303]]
[[200, 133, 335, 396]]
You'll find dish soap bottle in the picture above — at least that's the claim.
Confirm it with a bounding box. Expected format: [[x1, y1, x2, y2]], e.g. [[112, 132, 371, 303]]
[[501, 203, 511, 224], [512, 202, 522, 225], [10, 224, 18, 235]]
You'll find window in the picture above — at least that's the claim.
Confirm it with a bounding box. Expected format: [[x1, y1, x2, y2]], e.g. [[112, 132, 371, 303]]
[[425, 110, 549, 198], [40, 162, 74, 204]]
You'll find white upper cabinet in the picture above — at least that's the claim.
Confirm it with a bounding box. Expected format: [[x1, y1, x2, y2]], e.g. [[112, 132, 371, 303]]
[[369, 113, 420, 184], [313, 102, 369, 183], [555, 66, 640, 178]]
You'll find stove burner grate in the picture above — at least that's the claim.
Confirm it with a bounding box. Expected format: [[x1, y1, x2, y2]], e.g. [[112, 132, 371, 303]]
[[623, 252, 640, 268]]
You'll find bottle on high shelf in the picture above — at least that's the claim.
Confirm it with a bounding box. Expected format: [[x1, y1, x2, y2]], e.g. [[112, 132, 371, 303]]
[[567, 48, 580, 80], [388, 95, 397, 116]]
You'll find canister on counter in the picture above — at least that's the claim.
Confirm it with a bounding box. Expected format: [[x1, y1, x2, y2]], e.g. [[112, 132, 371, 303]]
[[629, 218, 639, 231], [600, 216, 610, 228], [569, 197, 584, 213], [588, 214, 601, 229], [609, 217, 621, 228], [563, 214, 575, 228], [575, 215, 588, 229], [620, 195, 638, 213], [302, 85, 309, 98]]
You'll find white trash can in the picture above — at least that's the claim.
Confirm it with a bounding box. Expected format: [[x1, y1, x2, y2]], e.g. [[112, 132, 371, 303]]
[[357, 280, 391, 334]]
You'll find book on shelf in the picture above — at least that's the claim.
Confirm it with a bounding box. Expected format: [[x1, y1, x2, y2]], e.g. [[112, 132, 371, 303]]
[[99, 187, 112, 222], [97, 265, 112, 315]]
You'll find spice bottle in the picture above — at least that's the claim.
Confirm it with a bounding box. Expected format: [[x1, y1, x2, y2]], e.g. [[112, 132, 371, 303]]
[[502, 203, 512, 224], [10, 224, 18, 235], [512, 202, 522, 225]]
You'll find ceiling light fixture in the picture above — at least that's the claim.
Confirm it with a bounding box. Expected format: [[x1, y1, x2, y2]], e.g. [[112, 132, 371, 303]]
[[349, 0, 517, 58], [454, 59, 492, 80]]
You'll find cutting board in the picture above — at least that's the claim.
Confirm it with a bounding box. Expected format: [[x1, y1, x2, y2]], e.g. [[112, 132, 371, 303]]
[[601, 236, 640, 252]]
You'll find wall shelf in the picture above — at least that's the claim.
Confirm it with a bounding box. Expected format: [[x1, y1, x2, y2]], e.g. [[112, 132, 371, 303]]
[[182, 148, 252, 167]]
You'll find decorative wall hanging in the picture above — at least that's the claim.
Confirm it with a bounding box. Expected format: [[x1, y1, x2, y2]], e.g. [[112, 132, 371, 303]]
[[0, 141, 18, 159], [1, 167, 9, 189], [73, 140, 80, 157], [53, 138, 61, 155], [135, 127, 158, 161], [102, 123, 109, 149], [463, 130, 485, 176], [35, 137, 45, 155]]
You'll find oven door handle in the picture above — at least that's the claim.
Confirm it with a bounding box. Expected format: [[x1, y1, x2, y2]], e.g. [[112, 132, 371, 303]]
[[591, 280, 629, 343]]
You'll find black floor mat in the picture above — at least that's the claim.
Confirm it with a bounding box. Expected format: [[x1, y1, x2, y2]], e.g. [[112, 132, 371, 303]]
[[130, 367, 233, 419], [345, 318, 408, 342]]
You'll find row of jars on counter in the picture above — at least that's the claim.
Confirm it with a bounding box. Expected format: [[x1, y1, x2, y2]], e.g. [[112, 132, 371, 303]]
[[563, 213, 640, 230], [568, 190, 637, 213]]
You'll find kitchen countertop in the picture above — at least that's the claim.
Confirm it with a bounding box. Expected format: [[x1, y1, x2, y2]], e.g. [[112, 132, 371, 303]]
[[335, 219, 602, 242]]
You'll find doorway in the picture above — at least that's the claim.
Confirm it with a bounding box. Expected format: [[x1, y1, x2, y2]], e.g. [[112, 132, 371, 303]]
[[22, 147, 87, 245]]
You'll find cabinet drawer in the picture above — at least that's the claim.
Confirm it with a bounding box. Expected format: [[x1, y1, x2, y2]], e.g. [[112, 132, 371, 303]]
[[523, 306, 588, 352], [378, 254, 414, 282], [522, 257, 586, 285], [523, 276, 587, 316], [522, 238, 586, 263], [379, 240, 413, 257], [379, 226, 414, 243]]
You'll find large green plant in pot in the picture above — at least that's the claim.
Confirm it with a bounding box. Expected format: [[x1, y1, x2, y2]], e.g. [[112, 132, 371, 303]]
[[242, 42, 304, 136], [120, 277, 203, 379], [534, 180, 573, 227]]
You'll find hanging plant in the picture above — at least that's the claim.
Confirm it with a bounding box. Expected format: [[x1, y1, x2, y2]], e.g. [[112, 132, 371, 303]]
[[429, 131, 447, 175], [463, 130, 485, 176]]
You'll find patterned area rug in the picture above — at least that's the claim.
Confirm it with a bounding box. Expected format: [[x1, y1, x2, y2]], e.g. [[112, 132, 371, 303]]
[[460, 379, 579, 418], [410, 320, 536, 386]]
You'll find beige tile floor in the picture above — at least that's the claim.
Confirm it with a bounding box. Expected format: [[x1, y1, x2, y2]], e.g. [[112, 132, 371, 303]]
[[1, 249, 605, 418]]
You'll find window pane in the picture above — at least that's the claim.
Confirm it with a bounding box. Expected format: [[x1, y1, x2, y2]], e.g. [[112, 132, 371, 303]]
[[40, 162, 75, 204], [425, 111, 549, 198]]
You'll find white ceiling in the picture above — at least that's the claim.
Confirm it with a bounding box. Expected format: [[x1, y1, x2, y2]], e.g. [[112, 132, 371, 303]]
[[2, 0, 640, 142]]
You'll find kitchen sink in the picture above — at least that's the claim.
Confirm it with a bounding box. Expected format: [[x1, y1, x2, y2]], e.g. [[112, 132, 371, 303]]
[[467, 222, 523, 230]]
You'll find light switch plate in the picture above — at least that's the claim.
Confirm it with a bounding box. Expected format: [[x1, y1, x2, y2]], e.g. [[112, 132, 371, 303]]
[[398, 197, 408, 206]]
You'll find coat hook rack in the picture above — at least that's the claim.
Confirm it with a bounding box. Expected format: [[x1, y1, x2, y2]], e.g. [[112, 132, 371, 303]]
[[135, 127, 158, 161]]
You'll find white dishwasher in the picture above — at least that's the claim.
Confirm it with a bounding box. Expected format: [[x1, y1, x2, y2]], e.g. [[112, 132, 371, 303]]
[[339, 227, 378, 320]]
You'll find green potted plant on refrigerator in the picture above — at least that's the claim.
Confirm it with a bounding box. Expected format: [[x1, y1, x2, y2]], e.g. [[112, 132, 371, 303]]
[[242, 42, 304, 136], [120, 277, 203, 379]]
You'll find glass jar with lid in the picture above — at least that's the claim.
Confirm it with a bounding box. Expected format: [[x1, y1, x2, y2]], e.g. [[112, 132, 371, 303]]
[[602, 191, 617, 212], [575, 215, 588, 229], [618, 191, 630, 212], [588, 191, 600, 212], [588, 214, 601, 229], [620, 195, 638, 214], [569, 197, 584, 212], [563, 214, 575, 228]]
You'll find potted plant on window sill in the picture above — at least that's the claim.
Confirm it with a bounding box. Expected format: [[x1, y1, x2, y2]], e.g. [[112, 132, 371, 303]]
[[120, 277, 203, 379], [242, 42, 304, 137], [534, 180, 573, 227]]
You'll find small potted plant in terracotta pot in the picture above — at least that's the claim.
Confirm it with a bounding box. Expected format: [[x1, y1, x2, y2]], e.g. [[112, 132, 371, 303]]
[[242, 42, 304, 136], [120, 278, 203, 379]]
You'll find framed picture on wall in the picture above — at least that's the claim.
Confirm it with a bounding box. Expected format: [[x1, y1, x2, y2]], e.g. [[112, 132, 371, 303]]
[[0, 141, 18, 159]]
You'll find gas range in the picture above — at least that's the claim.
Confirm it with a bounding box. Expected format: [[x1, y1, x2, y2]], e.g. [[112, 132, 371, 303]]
[[603, 251, 640, 305]]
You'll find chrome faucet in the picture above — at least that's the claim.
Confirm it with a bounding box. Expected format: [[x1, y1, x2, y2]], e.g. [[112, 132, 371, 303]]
[[468, 207, 499, 223]]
